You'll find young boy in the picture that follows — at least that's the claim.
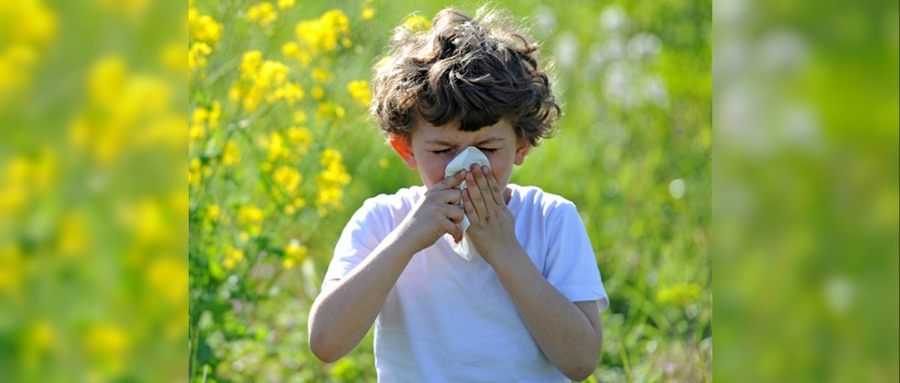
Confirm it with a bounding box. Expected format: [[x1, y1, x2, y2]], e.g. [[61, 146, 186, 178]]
[[308, 7, 609, 382]]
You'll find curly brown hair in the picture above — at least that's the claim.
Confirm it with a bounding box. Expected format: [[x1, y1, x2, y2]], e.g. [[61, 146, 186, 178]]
[[370, 6, 561, 146]]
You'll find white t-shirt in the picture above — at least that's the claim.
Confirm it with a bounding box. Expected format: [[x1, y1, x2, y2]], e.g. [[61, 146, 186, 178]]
[[324, 184, 609, 382]]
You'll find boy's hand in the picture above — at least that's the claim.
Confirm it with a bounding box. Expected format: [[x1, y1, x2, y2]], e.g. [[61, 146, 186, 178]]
[[462, 164, 520, 265], [399, 170, 468, 252]]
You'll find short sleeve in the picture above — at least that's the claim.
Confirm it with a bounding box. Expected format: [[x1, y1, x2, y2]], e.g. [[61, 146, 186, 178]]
[[543, 201, 610, 312], [323, 197, 393, 284]]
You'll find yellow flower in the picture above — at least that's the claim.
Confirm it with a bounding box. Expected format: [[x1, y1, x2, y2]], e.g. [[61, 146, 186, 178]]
[[188, 42, 212, 70], [205, 204, 220, 222], [237, 205, 264, 226], [273, 165, 302, 194], [312, 67, 333, 83], [263, 131, 291, 162], [85, 323, 130, 365], [223, 247, 245, 269], [161, 42, 187, 73], [316, 101, 345, 121], [362, 7, 375, 21], [189, 8, 222, 44], [294, 9, 351, 56], [283, 239, 307, 269], [347, 80, 371, 107], [310, 86, 324, 101], [247, 2, 277, 29], [277, 0, 295, 9], [293, 111, 307, 123], [286, 126, 312, 154], [316, 149, 351, 214], [269, 82, 304, 104], [402, 15, 431, 32], [222, 140, 240, 166], [58, 212, 89, 258]]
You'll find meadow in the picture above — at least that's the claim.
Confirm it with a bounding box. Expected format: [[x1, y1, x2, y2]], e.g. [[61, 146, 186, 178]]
[[187, 0, 711, 381]]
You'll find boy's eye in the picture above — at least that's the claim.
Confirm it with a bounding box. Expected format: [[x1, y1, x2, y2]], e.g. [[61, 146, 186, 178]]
[[478, 148, 499, 153], [431, 149, 453, 155]]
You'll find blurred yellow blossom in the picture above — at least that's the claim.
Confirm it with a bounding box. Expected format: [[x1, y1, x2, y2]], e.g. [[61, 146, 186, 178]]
[[247, 2, 277, 29], [205, 204, 220, 222], [316, 101, 345, 122], [312, 67, 333, 83], [161, 42, 188, 74], [237, 205, 264, 227], [281, 41, 311, 68], [188, 42, 212, 70], [223, 247, 245, 269], [283, 239, 307, 269], [286, 126, 312, 155], [310, 85, 325, 100], [379, 158, 389, 169], [293, 111, 307, 124], [402, 14, 431, 32], [0, 45, 38, 100], [277, 0, 295, 9], [347, 80, 371, 107], [293, 9, 351, 56], [146, 258, 188, 307], [273, 165, 302, 194], [315, 149, 351, 215], [263, 132, 290, 163], [0, 1, 57, 47], [0, 245, 25, 295], [362, 7, 375, 21], [58, 212, 89, 258], [222, 140, 241, 166], [189, 7, 222, 44], [232, 51, 293, 111], [85, 322, 130, 373]]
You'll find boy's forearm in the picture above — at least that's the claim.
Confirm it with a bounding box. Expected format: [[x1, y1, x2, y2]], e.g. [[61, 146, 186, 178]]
[[308, 228, 420, 362], [489, 246, 601, 380]]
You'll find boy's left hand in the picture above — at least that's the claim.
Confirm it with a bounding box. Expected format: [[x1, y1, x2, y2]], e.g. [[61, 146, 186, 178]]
[[462, 164, 520, 265]]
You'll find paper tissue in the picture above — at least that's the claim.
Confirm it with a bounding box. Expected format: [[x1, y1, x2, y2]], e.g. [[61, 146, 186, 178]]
[[443, 146, 490, 261]]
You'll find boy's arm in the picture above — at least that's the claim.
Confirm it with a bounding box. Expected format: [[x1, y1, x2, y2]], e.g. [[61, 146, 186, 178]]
[[489, 247, 603, 381], [307, 171, 468, 362], [307, 227, 421, 363]]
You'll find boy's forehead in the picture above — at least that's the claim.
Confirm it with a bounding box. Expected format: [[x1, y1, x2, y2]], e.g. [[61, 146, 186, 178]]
[[413, 118, 514, 141]]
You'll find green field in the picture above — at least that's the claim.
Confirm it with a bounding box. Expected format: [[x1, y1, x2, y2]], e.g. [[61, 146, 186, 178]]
[[188, 0, 711, 381]]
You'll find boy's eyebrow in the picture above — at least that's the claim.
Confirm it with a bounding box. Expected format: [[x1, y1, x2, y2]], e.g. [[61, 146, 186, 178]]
[[424, 137, 506, 146]]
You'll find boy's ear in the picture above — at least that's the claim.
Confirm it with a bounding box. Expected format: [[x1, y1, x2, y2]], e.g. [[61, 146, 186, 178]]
[[513, 139, 532, 166], [389, 135, 417, 169]]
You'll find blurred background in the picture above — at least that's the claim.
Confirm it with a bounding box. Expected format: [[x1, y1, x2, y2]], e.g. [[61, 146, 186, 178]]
[[0, 0, 895, 383]]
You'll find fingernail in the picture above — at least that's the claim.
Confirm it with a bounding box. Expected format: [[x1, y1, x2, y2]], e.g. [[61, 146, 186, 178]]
[[482, 165, 490, 173]]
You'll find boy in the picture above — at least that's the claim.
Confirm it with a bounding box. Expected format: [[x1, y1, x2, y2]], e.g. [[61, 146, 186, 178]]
[[308, 7, 609, 382]]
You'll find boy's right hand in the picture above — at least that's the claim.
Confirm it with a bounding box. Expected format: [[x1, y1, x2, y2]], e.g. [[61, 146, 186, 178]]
[[399, 170, 468, 252]]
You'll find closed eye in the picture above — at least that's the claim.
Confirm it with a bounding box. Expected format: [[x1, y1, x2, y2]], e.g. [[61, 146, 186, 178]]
[[431, 148, 453, 155], [478, 148, 499, 153]]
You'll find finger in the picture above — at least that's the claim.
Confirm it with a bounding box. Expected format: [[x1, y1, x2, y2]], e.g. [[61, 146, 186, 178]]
[[441, 203, 465, 224], [462, 188, 479, 225], [484, 166, 505, 206], [430, 188, 462, 205], [466, 168, 490, 222], [472, 164, 495, 215], [442, 219, 462, 243], [436, 170, 467, 190]]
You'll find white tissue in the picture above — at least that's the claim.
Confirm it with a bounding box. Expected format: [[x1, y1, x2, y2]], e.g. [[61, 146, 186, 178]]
[[443, 146, 490, 261]]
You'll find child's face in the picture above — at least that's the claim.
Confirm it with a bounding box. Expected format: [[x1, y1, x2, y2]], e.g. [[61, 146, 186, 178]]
[[395, 115, 532, 193]]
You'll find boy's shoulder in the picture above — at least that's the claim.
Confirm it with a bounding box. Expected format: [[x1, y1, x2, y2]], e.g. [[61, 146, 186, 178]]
[[508, 184, 578, 213], [354, 185, 426, 218]]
